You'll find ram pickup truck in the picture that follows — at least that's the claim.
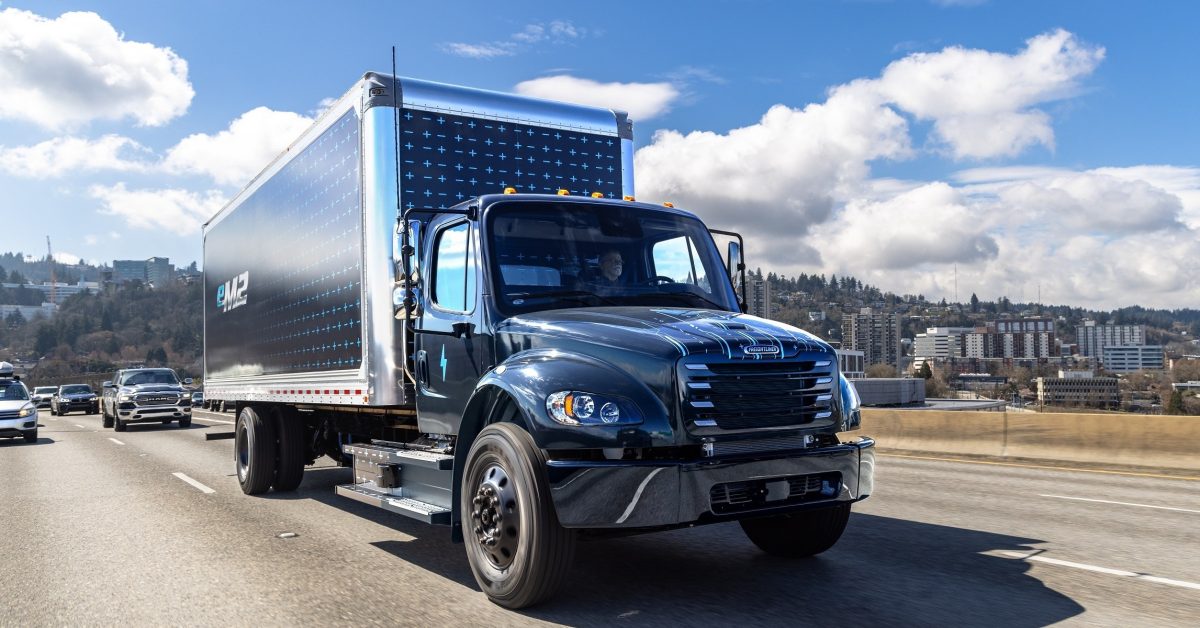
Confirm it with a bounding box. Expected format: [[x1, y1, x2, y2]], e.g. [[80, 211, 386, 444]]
[[101, 367, 194, 432], [204, 73, 874, 609]]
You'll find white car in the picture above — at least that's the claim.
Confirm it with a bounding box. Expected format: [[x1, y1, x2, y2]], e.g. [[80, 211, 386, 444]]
[[30, 385, 56, 409], [0, 362, 38, 443]]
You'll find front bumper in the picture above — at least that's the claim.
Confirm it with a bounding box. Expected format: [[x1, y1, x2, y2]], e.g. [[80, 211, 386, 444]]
[[118, 404, 191, 423], [0, 413, 38, 438], [57, 400, 98, 413], [546, 436, 875, 528]]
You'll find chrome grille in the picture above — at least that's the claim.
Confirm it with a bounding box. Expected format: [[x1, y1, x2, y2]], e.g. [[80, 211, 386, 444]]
[[134, 393, 179, 406], [0, 409, 21, 419], [681, 357, 836, 430]]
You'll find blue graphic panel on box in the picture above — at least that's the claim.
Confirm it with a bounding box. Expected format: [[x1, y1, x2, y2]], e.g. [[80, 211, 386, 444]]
[[398, 108, 622, 209], [204, 110, 363, 377]]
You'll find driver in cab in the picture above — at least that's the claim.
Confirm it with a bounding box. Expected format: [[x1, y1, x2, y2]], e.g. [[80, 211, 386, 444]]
[[580, 248, 626, 296]]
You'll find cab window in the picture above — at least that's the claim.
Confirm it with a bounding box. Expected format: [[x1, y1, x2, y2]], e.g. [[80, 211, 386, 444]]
[[431, 222, 476, 313]]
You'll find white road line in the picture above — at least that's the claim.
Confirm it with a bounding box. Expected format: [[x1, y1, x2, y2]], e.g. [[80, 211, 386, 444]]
[[990, 550, 1200, 591], [172, 472, 215, 494], [195, 418, 235, 425], [75, 424, 86, 428], [1039, 494, 1200, 514], [108, 438, 125, 445]]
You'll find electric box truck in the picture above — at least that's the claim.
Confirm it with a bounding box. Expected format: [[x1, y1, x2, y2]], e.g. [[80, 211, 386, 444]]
[[203, 72, 875, 608]]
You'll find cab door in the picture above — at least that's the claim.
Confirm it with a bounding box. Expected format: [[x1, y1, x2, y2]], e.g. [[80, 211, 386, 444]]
[[414, 217, 485, 435]]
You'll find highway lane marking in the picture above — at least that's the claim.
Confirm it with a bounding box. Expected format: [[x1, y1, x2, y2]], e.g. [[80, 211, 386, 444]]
[[194, 418, 235, 425], [172, 472, 215, 494], [74, 424, 86, 428], [108, 438, 125, 445], [878, 453, 1200, 482], [990, 550, 1200, 591], [1039, 494, 1200, 514]]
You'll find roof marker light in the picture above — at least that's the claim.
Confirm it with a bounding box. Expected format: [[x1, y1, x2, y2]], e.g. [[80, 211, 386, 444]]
[[623, 195, 635, 202], [590, 192, 603, 198], [557, 188, 569, 195], [503, 187, 517, 195], [663, 202, 674, 208]]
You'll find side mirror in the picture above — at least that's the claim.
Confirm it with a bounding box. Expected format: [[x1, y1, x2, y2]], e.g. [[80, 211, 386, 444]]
[[102, 381, 114, 389], [183, 378, 193, 385], [726, 240, 747, 310]]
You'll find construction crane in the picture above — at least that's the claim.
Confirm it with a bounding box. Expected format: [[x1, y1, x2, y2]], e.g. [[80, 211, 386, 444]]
[[46, 236, 55, 305]]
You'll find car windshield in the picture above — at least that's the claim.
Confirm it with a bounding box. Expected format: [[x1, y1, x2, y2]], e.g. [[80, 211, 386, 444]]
[[61, 385, 92, 395], [120, 370, 179, 386], [34, 387, 56, 394], [1, 382, 30, 401], [484, 201, 738, 316]]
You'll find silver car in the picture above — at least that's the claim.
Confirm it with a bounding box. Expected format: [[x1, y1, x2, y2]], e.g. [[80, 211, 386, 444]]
[[30, 385, 56, 409], [0, 364, 38, 443]]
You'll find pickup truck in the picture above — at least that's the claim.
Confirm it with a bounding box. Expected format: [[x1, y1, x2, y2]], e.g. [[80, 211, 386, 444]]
[[101, 367, 194, 431]]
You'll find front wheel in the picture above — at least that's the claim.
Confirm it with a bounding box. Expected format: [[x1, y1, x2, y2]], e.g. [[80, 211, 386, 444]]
[[102, 405, 114, 429], [24, 429, 37, 443], [739, 502, 851, 558], [461, 423, 575, 609]]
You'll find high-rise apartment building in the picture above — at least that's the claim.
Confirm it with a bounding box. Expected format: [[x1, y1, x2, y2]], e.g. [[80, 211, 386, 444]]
[[1078, 320, 1145, 362], [112, 259, 145, 283], [961, 318, 1056, 360], [841, 308, 901, 371], [748, 278, 771, 319]]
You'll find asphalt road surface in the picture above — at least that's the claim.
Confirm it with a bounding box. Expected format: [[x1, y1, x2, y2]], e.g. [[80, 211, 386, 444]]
[[2, 409, 1197, 626]]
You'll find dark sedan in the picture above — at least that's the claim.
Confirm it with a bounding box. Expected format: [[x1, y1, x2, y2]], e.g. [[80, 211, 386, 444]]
[[50, 384, 99, 416]]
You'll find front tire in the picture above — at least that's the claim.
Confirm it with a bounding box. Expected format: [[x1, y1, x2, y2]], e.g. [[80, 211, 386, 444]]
[[114, 417, 127, 432], [235, 406, 276, 495], [24, 429, 37, 443], [739, 502, 851, 558], [102, 405, 114, 429], [462, 423, 575, 609]]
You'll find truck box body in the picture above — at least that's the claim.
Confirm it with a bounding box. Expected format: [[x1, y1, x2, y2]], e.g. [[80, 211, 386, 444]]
[[204, 74, 634, 407]]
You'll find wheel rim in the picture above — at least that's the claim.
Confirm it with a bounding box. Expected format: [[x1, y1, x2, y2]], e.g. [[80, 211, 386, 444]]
[[470, 463, 520, 569]]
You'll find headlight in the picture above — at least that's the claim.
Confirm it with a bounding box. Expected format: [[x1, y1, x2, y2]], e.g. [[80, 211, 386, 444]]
[[18, 404, 36, 418], [119, 394, 133, 402], [546, 391, 641, 426], [839, 374, 861, 431]]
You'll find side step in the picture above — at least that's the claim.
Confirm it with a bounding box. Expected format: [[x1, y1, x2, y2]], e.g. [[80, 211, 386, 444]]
[[334, 441, 455, 526], [335, 485, 451, 525]]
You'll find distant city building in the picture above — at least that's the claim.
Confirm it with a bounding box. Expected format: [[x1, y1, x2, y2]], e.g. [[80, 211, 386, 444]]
[[748, 278, 771, 319], [961, 318, 1056, 360], [1172, 381, 1200, 392], [836, 349, 865, 378], [145, 257, 174, 286], [0, 303, 57, 320], [1037, 375, 1119, 408], [1058, 369, 1096, 379], [1101, 345, 1165, 373], [951, 373, 1009, 392], [111, 257, 175, 285], [1078, 320, 1145, 362], [913, 327, 974, 365], [842, 308, 901, 371], [2, 281, 100, 300]]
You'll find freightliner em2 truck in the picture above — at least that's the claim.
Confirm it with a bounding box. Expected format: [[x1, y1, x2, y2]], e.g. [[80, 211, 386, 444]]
[[203, 73, 875, 609]]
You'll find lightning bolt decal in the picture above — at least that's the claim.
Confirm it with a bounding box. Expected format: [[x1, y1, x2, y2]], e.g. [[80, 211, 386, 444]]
[[440, 344, 447, 381]]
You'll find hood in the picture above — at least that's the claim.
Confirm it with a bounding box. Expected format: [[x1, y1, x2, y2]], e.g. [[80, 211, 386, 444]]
[[0, 398, 33, 411], [61, 392, 96, 399], [496, 307, 833, 361], [120, 383, 183, 394]]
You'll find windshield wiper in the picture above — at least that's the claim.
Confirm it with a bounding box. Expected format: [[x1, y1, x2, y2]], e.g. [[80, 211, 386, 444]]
[[507, 290, 620, 306], [632, 291, 729, 311]]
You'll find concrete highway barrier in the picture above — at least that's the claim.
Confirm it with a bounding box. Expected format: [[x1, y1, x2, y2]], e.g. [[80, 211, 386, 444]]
[[861, 408, 1200, 471]]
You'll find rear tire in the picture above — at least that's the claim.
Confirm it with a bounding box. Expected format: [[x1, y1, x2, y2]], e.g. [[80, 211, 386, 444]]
[[739, 502, 851, 558], [462, 422, 575, 609], [235, 406, 276, 495], [272, 407, 306, 492]]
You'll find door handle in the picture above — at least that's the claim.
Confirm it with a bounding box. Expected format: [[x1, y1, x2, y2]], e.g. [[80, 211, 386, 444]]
[[415, 350, 429, 385]]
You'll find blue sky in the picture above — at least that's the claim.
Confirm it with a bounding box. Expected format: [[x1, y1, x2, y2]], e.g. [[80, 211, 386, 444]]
[[1, 0, 1197, 308]]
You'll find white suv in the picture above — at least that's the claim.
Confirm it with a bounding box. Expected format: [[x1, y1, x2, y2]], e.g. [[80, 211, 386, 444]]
[[0, 362, 38, 443]]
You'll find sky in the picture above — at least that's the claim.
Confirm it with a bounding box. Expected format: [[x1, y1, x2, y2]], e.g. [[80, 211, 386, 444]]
[[0, 0, 1197, 310]]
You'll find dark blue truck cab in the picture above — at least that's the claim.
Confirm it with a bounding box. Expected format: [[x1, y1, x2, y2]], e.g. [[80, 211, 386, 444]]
[[203, 74, 874, 609]]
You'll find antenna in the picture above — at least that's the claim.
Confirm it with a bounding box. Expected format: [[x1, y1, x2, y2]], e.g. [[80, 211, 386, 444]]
[[954, 263, 957, 304]]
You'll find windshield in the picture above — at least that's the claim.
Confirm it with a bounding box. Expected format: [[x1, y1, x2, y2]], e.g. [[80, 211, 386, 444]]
[[119, 370, 180, 386], [2, 382, 30, 401], [61, 385, 92, 395], [485, 201, 738, 316], [34, 387, 56, 394]]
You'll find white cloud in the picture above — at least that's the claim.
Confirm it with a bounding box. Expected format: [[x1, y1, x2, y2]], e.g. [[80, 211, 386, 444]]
[[0, 135, 152, 177], [0, 8, 193, 130], [873, 29, 1104, 158], [443, 20, 587, 59], [633, 30, 1200, 308], [90, 183, 227, 236], [163, 106, 313, 187], [516, 75, 680, 120], [84, 235, 99, 245]]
